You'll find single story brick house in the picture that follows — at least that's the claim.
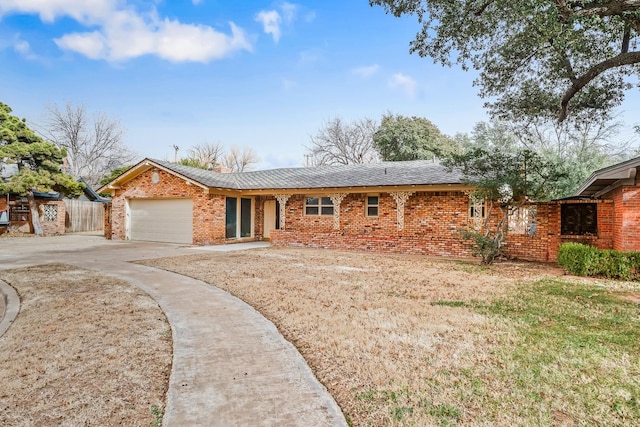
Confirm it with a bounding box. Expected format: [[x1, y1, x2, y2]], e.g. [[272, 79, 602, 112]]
[[98, 156, 640, 262]]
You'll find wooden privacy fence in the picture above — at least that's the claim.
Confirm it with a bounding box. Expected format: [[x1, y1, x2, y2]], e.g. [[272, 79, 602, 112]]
[[65, 199, 104, 233]]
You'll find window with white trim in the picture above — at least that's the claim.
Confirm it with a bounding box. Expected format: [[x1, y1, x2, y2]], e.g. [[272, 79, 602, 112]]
[[366, 195, 379, 217], [305, 196, 333, 216]]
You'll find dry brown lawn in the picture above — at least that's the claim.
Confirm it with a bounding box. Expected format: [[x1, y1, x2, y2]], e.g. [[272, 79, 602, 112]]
[[0, 264, 172, 427], [143, 247, 571, 426]]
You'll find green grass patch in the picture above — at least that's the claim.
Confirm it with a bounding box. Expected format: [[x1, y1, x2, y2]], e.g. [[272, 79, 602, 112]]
[[472, 278, 640, 424], [150, 405, 163, 427], [352, 279, 639, 424], [452, 260, 490, 274], [432, 300, 466, 307]]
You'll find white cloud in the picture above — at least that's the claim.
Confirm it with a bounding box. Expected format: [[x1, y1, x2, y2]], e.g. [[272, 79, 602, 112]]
[[255, 10, 282, 43], [13, 38, 32, 56], [0, 0, 115, 23], [1, 0, 252, 63], [352, 64, 379, 78], [256, 3, 305, 43], [55, 31, 107, 59], [10, 34, 39, 60], [192, 0, 202, 5], [389, 73, 417, 97], [280, 2, 297, 24]]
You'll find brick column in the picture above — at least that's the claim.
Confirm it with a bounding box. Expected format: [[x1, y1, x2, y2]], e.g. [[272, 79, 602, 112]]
[[274, 194, 291, 229], [389, 191, 414, 231], [329, 193, 348, 230]]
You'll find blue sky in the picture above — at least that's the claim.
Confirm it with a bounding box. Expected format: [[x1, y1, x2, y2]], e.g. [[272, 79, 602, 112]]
[[1, 1, 638, 169]]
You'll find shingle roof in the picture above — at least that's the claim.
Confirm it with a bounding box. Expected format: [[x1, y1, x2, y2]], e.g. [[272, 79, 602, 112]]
[[150, 159, 467, 190]]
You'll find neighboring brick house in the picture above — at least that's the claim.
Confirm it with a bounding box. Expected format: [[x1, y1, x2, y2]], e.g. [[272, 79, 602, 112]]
[[98, 157, 640, 262], [1, 173, 107, 236], [0, 193, 67, 235]]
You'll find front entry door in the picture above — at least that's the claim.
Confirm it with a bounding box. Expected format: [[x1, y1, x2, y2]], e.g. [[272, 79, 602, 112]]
[[264, 200, 276, 239]]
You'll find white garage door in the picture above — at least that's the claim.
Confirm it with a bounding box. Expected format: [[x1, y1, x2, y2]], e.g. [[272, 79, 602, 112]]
[[129, 199, 193, 244]]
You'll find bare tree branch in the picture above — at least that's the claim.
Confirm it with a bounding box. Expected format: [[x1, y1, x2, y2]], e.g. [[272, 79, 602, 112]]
[[559, 51, 640, 121], [307, 117, 379, 166], [42, 103, 137, 188], [186, 142, 225, 169], [222, 146, 258, 172]]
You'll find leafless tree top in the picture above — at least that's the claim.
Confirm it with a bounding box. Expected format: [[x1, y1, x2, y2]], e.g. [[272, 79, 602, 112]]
[[307, 117, 379, 166], [222, 145, 259, 172], [42, 103, 137, 188]]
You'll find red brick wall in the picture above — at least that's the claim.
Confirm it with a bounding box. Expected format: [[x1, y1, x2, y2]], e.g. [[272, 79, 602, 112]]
[[271, 192, 480, 257], [504, 200, 614, 262], [104, 202, 112, 239], [610, 186, 624, 250], [608, 182, 640, 251], [552, 200, 613, 258], [254, 196, 267, 240], [269, 192, 619, 262], [109, 167, 227, 245], [504, 203, 552, 262], [37, 200, 66, 235]]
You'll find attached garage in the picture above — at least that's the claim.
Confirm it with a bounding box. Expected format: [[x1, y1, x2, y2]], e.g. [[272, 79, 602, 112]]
[[128, 198, 193, 244]]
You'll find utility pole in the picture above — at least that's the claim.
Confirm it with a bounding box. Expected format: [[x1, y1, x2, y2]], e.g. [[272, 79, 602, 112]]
[[172, 145, 179, 163]]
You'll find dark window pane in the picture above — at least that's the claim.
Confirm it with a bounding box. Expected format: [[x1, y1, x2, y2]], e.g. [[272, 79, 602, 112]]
[[306, 197, 319, 206], [470, 204, 485, 218], [321, 197, 333, 206], [367, 206, 378, 217], [306, 206, 319, 215], [225, 197, 237, 238], [367, 196, 378, 205], [321, 206, 334, 215], [240, 198, 252, 237], [561, 203, 597, 235]]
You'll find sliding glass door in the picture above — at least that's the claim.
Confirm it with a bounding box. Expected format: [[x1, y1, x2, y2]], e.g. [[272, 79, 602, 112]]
[[225, 197, 253, 239]]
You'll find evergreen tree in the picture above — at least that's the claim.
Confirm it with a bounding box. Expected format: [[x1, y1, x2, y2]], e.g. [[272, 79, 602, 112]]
[[0, 102, 83, 235]]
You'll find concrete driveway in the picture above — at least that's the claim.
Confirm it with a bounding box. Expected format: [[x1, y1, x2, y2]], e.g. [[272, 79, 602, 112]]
[[0, 234, 346, 427]]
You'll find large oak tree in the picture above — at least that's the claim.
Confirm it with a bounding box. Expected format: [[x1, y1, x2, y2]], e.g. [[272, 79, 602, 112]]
[[373, 113, 458, 161], [371, 0, 640, 122]]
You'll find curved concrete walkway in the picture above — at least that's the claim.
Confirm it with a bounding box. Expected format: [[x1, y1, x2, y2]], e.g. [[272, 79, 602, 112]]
[[0, 235, 346, 427], [0, 279, 19, 337]]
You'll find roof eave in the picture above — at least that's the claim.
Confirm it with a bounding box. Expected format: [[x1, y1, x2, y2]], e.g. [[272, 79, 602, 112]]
[[576, 165, 637, 197], [237, 183, 473, 196], [97, 158, 210, 194]]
